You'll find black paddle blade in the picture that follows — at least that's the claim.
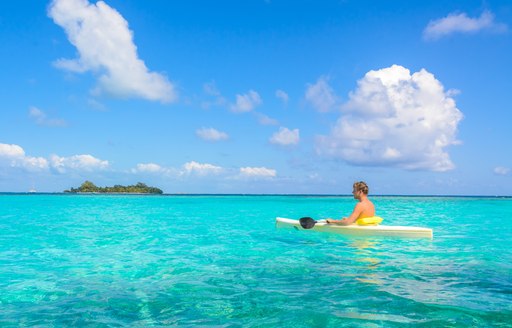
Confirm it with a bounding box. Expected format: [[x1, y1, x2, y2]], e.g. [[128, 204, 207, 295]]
[[299, 217, 316, 229]]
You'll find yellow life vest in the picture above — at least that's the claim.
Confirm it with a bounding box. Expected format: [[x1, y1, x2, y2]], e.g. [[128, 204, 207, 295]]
[[355, 216, 383, 226]]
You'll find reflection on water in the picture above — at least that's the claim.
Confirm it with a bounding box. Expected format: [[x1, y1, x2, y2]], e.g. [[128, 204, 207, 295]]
[[349, 240, 383, 285], [324, 238, 384, 285]]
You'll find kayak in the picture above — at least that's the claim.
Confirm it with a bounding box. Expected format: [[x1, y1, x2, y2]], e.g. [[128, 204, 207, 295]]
[[275, 217, 433, 238]]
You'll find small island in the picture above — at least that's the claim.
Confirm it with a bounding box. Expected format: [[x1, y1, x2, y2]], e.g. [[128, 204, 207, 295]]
[[65, 181, 163, 194]]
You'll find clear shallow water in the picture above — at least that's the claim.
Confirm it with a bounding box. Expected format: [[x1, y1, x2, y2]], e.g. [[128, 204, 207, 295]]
[[0, 194, 511, 327]]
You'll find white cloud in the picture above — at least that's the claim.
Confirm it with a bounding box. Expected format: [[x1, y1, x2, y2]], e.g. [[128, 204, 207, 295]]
[[239, 166, 277, 178], [276, 89, 289, 105], [133, 163, 164, 173], [0, 143, 25, 158], [494, 166, 510, 176], [316, 64, 463, 172], [48, 0, 176, 102], [129, 161, 280, 181], [424, 10, 507, 40], [131, 163, 179, 176], [305, 76, 338, 112], [29, 106, 67, 127], [196, 127, 229, 141], [230, 90, 262, 113], [21, 157, 49, 171], [183, 161, 222, 175], [1, 143, 111, 173], [0, 143, 49, 171], [50, 154, 109, 173], [270, 127, 300, 146]]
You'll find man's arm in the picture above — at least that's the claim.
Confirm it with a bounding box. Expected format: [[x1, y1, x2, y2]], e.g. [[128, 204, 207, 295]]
[[326, 203, 363, 225]]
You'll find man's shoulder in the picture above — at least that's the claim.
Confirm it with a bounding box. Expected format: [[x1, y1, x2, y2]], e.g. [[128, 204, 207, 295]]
[[360, 199, 374, 207]]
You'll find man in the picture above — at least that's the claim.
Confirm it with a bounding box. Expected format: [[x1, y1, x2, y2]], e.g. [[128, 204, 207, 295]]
[[326, 181, 375, 225]]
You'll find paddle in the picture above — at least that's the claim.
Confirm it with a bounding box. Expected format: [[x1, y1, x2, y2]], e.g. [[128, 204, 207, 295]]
[[299, 217, 327, 229]]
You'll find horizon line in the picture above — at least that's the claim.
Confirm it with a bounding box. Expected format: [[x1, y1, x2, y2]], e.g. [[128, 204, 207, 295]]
[[0, 192, 510, 198]]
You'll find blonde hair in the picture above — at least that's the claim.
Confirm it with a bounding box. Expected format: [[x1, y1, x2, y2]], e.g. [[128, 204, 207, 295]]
[[353, 181, 369, 195]]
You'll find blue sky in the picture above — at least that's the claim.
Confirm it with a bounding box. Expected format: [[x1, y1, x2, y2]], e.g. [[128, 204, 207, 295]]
[[1, 0, 511, 195]]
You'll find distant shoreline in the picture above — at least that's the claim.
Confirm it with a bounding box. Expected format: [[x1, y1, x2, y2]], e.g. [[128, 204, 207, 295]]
[[64, 181, 163, 194], [74, 192, 158, 195]]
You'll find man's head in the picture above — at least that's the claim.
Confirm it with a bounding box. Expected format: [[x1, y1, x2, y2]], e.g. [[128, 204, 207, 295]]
[[352, 181, 369, 199]]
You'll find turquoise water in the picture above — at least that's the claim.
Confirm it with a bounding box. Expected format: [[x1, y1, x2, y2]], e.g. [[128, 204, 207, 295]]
[[0, 194, 511, 327]]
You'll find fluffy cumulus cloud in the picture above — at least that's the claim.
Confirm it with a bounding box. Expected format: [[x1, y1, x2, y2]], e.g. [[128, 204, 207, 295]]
[[1, 141, 280, 187], [424, 10, 507, 40], [182, 161, 222, 176], [230, 90, 262, 113], [130, 161, 278, 180], [0, 143, 25, 158], [196, 127, 229, 141], [305, 76, 338, 112], [29, 107, 67, 127], [270, 127, 300, 146], [50, 154, 109, 173], [239, 166, 276, 178], [0, 142, 112, 173], [316, 65, 463, 172], [494, 166, 510, 176], [48, 0, 176, 102], [0, 143, 48, 171]]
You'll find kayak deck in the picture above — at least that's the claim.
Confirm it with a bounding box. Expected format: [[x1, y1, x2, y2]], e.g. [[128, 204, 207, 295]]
[[275, 217, 433, 238]]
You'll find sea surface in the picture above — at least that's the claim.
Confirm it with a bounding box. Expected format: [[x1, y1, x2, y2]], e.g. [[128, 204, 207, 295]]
[[0, 194, 511, 327]]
